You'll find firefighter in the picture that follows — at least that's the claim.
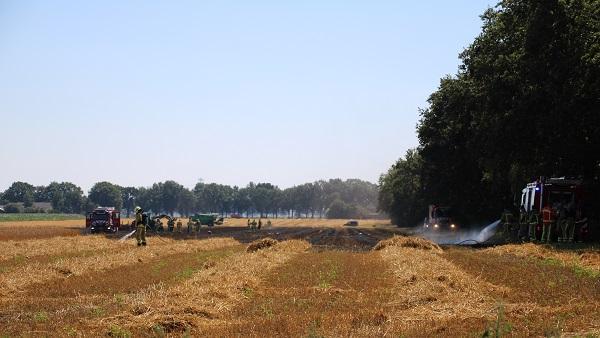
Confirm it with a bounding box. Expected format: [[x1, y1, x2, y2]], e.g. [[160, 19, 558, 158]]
[[187, 219, 193, 234], [574, 216, 588, 243], [557, 203, 567, 242], [247, 219, 251, 229], [134, 206, 147, 246], [266, 220, 272, 228], [176, 219, 183, 233], [251, 219, 257, 231], [167, 218, 175, 233], [194, 221, 201, 233], [258, 219, 262, 230], [518, 206, 528, 241], [500, 209, 515, 240], [563, 202, 576, 243], [528, 209, 539, 242], [541, 205, 555, 243]]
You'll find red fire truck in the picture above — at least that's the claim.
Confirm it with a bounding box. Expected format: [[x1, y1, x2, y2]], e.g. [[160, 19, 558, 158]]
[[86, 207, 121, 233], [520, 177, 589, 241]]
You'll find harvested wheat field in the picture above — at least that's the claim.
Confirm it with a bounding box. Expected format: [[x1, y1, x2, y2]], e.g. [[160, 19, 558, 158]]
[[0, 222, 599, 337]]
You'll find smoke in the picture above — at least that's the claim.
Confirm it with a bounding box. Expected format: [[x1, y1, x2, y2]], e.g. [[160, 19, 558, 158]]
[[410, 220, 501, 245]]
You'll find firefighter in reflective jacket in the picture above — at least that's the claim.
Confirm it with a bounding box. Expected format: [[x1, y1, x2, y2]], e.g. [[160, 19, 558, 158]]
[[528, 210, 539, 242], [176, 219, 183, 233], [134, 206, 147, 246], [541, 206, 555, 243], [500, 209, 515, 239]]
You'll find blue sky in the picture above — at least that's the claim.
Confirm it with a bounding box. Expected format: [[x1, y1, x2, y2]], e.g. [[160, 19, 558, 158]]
[[0, 1, 495, 193]]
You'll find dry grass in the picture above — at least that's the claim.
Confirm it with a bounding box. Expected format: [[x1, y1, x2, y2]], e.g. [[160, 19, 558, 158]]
[[0, 237, 239, 297], [246, 237, 279, 252], [1, 224, 598, 337], [98, 240, 310, 334], [483, 243, 600, 274], [373, 235, 443, 253], [445, 246, 600, 336], [378, 244, 498, 326], [1, 236, 119, 261], [213, 250, 396, 337]]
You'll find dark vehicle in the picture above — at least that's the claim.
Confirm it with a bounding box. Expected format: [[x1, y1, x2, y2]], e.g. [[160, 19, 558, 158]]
[[423, 205, 457, 231], [86, 207, 121, 233], [344, 220, 359, 226]]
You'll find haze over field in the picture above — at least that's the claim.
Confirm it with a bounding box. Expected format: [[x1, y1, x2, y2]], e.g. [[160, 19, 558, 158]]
[[0, 1, 494, 192]]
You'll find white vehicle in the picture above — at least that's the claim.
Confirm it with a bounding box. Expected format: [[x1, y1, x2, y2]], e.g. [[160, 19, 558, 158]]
[[423, 205, 457, 231]]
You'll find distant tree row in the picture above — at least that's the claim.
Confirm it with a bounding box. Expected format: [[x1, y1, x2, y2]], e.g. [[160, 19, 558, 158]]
[[379, 0, 600, 226], [0, 179, 379, 219]]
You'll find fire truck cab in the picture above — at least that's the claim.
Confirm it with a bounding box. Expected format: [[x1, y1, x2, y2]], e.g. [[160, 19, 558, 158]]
[[86, 207, 121, 233], [423, 205, 457, 231]]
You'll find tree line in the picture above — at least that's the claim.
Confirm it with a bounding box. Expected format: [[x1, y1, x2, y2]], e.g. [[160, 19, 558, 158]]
[[379, 0, 600, 226], [0, 179, 379, 219]]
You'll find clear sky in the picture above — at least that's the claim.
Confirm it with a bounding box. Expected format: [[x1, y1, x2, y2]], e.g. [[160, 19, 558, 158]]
[[0, 0, 495, 193]]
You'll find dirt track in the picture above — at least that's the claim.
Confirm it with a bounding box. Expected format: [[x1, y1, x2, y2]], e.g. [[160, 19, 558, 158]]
[[166, 225, 404, 251]]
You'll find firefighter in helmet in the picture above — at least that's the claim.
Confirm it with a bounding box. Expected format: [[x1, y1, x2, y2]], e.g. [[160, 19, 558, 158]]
[[167, 217, 175, 233], [518, 205, 528, 241], [134, 206, 147, 246], [541, 205, 555, 243], [176, 218, 183, 233], [187, 219, 194, 234], [528, 209, 539, 242], [500, 209, 515, 240], [556, 202, 567, 242]]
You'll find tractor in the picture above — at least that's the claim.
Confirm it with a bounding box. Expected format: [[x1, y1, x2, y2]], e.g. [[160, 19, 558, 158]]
[[190, 213, 224, 227]]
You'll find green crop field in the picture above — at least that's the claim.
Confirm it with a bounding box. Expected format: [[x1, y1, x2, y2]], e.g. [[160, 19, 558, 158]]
[[0, 214, 84, 222]]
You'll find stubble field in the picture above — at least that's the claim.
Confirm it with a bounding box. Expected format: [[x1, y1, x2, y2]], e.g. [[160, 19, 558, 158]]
[[0, 219, 599, 337]]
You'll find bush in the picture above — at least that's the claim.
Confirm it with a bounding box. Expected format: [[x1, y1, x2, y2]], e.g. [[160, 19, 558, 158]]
[[23, 207, 45, 213], [326, 199, 359, 219], [3, 203, 22, 213]]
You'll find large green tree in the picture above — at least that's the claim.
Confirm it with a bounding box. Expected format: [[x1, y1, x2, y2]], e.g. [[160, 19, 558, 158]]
[[381, 0, 600, 225], [46, 182, 85, 213], [3, 182, 35, 205], [89, 182, 123, 210]]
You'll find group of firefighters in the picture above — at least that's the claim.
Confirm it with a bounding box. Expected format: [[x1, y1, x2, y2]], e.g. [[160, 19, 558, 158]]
[[132, 206, 272, 246], [132, 207, 206, 246], [501, 201, 587, 243], [247, 218, 272, 230]]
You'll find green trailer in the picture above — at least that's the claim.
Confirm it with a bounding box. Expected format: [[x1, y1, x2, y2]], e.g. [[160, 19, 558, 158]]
[[190, 213, 224, 227]]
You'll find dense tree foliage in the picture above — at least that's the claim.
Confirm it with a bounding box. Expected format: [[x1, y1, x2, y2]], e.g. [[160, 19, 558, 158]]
[[3, 182, 35, 206], [46, 182, 85, 213], [89, 182, 123, 211], [379, 0, 600, 225], [1, 179, 379, 218]]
